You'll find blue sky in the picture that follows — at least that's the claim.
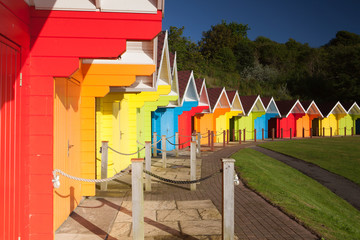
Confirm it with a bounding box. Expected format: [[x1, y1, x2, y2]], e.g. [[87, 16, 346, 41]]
[[162, 0, 360, 47]]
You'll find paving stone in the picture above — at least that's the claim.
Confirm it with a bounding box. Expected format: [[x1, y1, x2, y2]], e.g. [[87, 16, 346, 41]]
[[55, 233, 105, 240], [180, 220, 222, 235], [121, 200, 176, 210], [114, 209, 156, 222], [177, 200, 216, 209], [157, 209, 201, 221], [198, 208, 222, 220], [129, 221, 180, 237], [108, 222, 131, 238]]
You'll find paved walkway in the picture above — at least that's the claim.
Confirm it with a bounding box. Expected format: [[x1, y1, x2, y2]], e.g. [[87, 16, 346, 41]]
[[254, 145, 360, 211], [55, 142, 319, 240]]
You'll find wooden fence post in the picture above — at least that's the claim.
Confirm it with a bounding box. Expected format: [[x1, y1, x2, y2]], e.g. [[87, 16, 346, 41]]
[[262, 128, 264, 140], [197, 132, 201, 158], [290, 128, 292, 140], [190, 141, 196, 191], [227, 129, 229, 145], [222, 158, 235, 240], [254, 129, 257, 142], [211, 131, 214, 151], [281, 128, 283, 139], [175, 132, 179, 157], [101, 141, 108, 191], [223, 130, 226, 148], [239, 130, 242, 144], [330, 127, 332, 137], [310, 128, 312, 138], [272, 128, 275, 141], [153, 132, 157, 157], [162, 135, 166, 168], [145, 142, 151, 192], [131, 158, 145, 240], [302, 128, 305, 138], [243, 129, 246, 142], [208, 130, 211, 147]]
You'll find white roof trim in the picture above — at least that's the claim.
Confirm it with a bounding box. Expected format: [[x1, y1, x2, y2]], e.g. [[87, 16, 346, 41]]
[[247, 95, 266, 116], [199, 78, 211, 112], [326, 101, 347, 118], [285, 100, 306, 118], [266, 97, 281, 115], [213, 87, 231, 112], [181, 70, 200, 106], [306, 101, 324, 118], [156, 31, 172, 87], [172, 52, 181, 106], [348, 102, 360, 115], [231, 91, 244, 112]]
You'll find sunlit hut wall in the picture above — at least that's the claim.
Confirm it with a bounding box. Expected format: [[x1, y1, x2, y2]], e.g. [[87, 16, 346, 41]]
[[317, 101, 347, 136], [53, 1, 164, 234], [272, 100, 305, 138], [137, 31, 178, 158], [194, 78, 212, 144], [151, 51, 181, 151], [235, 95, 266, 140], [199, 87, 231, 143], [171, 70, 200, 148], [0, 0, 164, 239], [219, 90, 243, 142], [339, 101, 360, 135], [255, 97, 280, 139], [94, 32, 176, 177], [297, 101, 323, 137]]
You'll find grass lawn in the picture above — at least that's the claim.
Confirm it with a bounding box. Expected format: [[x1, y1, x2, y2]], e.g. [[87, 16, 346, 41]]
[[259, 137, 360, 185], [232, 148, 360, 240]]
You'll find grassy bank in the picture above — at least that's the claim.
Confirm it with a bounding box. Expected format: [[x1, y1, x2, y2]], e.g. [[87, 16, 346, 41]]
[[233, 148, 360, 240], [259, 137, 360, 185]]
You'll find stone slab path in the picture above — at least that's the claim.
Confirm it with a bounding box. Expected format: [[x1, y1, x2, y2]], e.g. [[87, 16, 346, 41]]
[[55, 142, 318, 240]]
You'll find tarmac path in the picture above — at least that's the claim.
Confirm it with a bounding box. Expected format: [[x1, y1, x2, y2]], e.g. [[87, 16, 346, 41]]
[[254, 145, 360, 211]]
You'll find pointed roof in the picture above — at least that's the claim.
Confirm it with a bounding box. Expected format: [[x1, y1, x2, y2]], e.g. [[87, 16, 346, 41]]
[[156, 30, 172, 86], [195, 78, 203, 94], [260, 96, 272, 109], [227, 90, 244, 112], [301, 100, 323, 117], [261, 96, 280, 115], [207, 87, 231, 112], [317, 101, 347, 118], [208, 88, 224, 110], [195, 78, 211, 111], [177, 70, 199, 105], [276, 99, 305, 118], [347, 102, 360, 115], [340, 101, 356, 112], [226, 91, 236, 103], [239, 95, 265, 115], [156, 31, 165, 71]]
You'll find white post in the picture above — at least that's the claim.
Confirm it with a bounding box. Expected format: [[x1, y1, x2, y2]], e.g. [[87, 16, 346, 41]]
[[175, 132, 179, 157], [145, 141, 151, 192], [190, 141, 196, 191], [101, 141, 108, 191], [131, 158, 144, 240], [162, 135, 167, 168], [197, 132, 201, 157], [153, 132, 157, 157], [222, 158, 235, 240]]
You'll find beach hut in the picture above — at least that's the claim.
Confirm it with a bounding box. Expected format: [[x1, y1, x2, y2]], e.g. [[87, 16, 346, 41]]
[[234, 95, 266, 140], [317, 101, 347, 136], [0, 0, 165, 238], [272, 100, 306, 138], [255, 97, 281, 139], [151, 51, 181, 151], [95, 31, 177, 174], [193, 79, 212, 144], [296, 101, 323, 137], [339, 101, 360, 135], [195, 87, 231, 143], [223, 91, 244, 141]]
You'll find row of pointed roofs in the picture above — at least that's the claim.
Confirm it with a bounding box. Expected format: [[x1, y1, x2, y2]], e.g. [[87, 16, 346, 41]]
[[152, 31, 360, 118]]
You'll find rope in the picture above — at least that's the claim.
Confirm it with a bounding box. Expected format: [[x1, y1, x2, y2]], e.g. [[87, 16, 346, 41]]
[[155, 145, 191, 153], [215, 132, 224, 136], [143, 169, 222, 184], [166, 138, 192, 146], [108, 146, 145, 156], [166, 135, 175, 140], [53, 165, 131, 184], [178, 134, 194, 138]]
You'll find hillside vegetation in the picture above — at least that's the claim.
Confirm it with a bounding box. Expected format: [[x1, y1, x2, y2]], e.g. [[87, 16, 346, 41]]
[[168, 21, 360, 102]]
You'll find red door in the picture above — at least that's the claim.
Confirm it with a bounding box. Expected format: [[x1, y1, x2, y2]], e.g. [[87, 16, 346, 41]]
[[0, 36, 22, 240]]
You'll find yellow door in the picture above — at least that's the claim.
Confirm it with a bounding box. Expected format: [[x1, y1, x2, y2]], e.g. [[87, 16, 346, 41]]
[[53, 78, 82, 230]]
